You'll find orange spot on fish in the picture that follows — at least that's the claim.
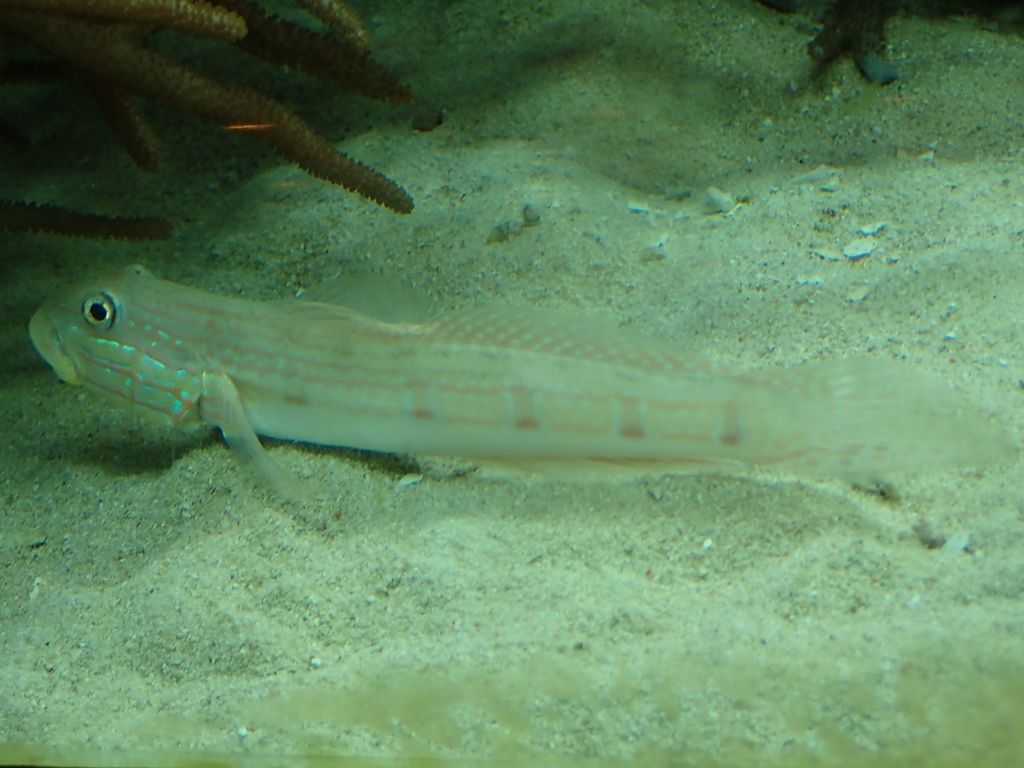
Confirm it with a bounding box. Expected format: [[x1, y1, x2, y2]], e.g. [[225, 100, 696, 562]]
[[224, 123, 273, 132], [619, 424, 646, 439]]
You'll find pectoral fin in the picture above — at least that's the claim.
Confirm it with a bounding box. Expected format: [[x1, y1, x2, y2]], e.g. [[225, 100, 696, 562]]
[[200, 371, 307, 501]]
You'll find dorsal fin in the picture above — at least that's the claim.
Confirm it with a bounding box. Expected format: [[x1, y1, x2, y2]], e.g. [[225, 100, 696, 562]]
[[297, 270, 433, 323], [423, 304, 717, 375]]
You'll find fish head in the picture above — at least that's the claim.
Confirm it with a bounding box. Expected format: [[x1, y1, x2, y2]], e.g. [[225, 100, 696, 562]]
[[29, 265, 204, 427]]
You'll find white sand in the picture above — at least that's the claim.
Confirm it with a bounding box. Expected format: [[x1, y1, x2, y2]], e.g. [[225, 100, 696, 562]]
[[2, 1, 1022, 765]]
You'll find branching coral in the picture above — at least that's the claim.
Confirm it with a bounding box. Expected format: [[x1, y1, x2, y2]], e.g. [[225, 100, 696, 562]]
[[807, 0, 897, 85], [0, 199, 172, 239], [0, 0, 413, 239]]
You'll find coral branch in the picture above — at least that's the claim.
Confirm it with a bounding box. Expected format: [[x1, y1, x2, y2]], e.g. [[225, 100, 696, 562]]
[[0, 0, 413, 226], [220, 0, 410, 104], [295, 0, 369, 50], [6, 10, 412, 211], [87, 80, 162, 172], [0, 200, 171, 239], [0, 0, 247, 40]]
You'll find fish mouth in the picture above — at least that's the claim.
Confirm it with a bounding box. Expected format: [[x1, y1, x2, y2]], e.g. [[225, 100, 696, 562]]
[[29, 308, 79, 384]]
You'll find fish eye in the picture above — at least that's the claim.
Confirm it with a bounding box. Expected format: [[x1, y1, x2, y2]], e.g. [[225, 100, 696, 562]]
[[81, 292, 118, 329]]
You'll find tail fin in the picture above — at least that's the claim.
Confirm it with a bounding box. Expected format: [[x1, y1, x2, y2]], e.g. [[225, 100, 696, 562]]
[[744, 357, 1015, 482]]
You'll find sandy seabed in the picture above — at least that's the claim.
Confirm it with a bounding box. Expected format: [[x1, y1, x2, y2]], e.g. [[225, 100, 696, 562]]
[[2, 1, 1023, 765]]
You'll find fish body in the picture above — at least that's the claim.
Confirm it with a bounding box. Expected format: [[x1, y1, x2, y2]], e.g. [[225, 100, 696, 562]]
[[29, 265, 1012, 495]]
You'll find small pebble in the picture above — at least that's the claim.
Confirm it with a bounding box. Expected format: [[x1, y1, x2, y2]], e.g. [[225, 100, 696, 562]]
[[0, 527, 47, 550], [521, 203, 541, 226], [941, 532, 971, 555], [843, 238, 877, 260], [858, 222, 887, 236], [859, 52, 898, 84], [28, 577, 45, 602], [486, 219, 523, 243], [640, 246, 667, 263], [912, 519, 945, 549], [792, 164, 841, 186], [397, 473, 423, 489], [639, 232, 671, 263], [705, 186, 736, 214], [411, 109, 444, 132], [846, 284, 871, 303]]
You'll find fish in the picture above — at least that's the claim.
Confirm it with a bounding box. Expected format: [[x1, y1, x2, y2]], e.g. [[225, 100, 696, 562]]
[[28, 264, 1014, 498]]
